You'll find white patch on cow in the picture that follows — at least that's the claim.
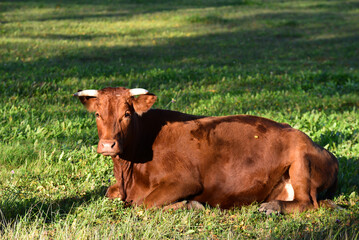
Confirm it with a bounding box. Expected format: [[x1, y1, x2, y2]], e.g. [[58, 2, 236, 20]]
[[284, 181, 295, 201]]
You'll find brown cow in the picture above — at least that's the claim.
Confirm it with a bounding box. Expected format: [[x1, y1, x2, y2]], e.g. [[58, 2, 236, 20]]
[[74, 87, 338, 214]]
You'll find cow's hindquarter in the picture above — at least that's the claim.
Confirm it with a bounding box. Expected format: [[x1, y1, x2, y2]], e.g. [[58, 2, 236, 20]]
[[187, 116, 338, 212], [187, 117, 294, 208], [261, 130, 339, 213]]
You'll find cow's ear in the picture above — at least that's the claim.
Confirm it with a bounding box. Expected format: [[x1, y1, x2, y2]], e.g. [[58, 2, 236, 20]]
[[132, 94, 157, 115], [78, 96, 98, 112]]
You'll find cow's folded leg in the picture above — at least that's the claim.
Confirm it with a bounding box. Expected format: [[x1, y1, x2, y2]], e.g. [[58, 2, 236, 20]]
[[259, 199, 313, 215], [106, 183, 125, 200], [143, 182, 202, 209], [260, 154, 315, 214], [163, 200, 188, 210], [163, 200, 205, 210]]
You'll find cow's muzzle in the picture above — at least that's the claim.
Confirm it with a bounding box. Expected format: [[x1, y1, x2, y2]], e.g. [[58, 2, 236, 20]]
[[97, 139, 121, 156]]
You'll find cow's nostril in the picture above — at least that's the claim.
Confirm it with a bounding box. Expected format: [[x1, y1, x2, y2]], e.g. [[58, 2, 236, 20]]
[[99, 140, 118, 153]]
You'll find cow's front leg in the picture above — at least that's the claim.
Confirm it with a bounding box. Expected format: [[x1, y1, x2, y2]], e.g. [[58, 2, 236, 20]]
[[142, 182, 203, 209]]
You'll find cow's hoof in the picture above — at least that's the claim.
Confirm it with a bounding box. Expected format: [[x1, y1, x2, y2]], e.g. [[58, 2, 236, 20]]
[[319, 199, 342, 210], [163, 201, 205, 211], [259, 201, 281, 215], [187, 201, 205, 210], [163, 201, 188, 210], [106, 184, 124, 200]]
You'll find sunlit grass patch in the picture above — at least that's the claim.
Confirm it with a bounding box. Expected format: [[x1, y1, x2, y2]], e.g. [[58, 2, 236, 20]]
[[0, 0, 358, 238]]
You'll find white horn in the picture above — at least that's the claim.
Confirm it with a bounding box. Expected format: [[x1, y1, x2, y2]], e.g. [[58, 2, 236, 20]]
[[129, 88, 148, 96], [73, 90, 98, 97]]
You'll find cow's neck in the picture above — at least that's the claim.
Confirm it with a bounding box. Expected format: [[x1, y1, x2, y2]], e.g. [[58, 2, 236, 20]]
[[121, 109, 204, 163]]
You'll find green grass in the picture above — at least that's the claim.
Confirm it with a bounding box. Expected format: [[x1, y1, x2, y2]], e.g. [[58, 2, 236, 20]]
[[1, 0, 359, 239]]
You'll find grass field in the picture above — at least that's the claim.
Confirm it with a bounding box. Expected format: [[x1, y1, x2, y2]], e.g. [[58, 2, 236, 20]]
[[1, 0, 359, 239]]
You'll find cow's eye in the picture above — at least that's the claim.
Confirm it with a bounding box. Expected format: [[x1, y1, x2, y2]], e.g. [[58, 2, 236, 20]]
[[95, 113, 100, 118], [124, 111, 130, 118]]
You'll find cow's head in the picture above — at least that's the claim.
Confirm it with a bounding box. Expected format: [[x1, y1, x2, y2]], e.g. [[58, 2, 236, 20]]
[[74, 87, 157, 156]]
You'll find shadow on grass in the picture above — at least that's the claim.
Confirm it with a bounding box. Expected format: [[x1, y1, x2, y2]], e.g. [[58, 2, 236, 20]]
[[0, 185, 108, 229], [337, 156, 359, 195], [0, 0, 247, 23], [1, 35, 358, 92], [2, 30, 358, 114], [1, 7, 358, 94]]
